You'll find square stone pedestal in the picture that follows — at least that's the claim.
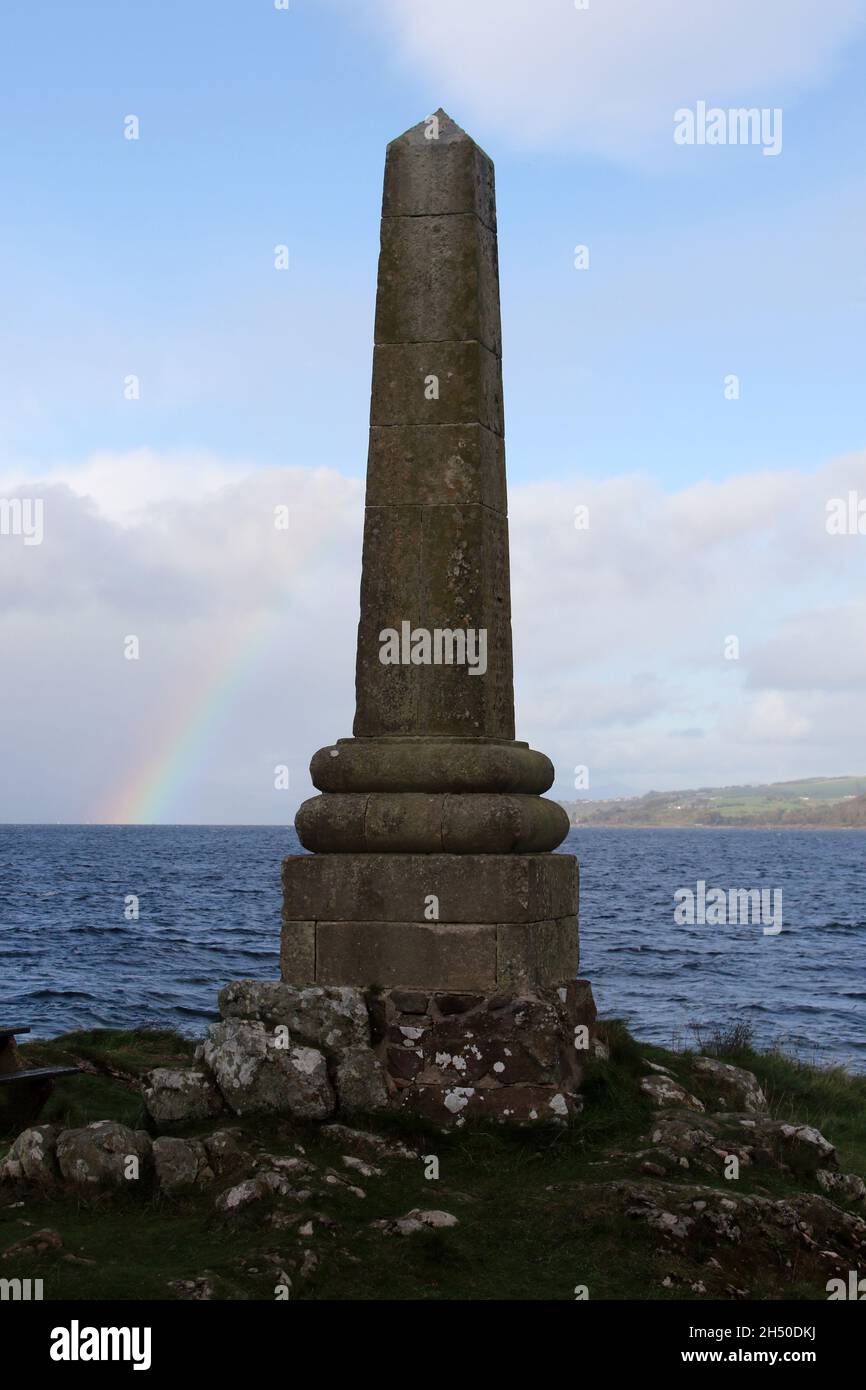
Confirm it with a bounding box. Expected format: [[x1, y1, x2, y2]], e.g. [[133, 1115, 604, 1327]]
[[281, 852, 588, 1124], [281, 852, 578, 991]]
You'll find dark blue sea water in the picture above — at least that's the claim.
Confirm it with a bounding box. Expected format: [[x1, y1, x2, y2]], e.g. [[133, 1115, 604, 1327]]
[[1, 826, 864, 1070]]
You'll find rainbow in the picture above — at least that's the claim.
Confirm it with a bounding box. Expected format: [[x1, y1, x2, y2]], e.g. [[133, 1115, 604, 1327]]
[[96, 610, 279, 824]]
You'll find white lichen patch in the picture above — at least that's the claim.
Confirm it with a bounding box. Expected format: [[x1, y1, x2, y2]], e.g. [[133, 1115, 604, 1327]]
[[291, 1046, 322, 1075], [435, 1052, 467, 1073], [443, 1088, 475, 1114]]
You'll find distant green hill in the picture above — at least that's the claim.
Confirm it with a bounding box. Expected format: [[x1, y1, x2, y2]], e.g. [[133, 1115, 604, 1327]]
[[562, 776, 866, 828]]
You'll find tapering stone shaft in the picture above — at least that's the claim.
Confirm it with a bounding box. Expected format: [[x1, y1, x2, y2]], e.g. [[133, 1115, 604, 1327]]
[[280, 114, 587, 1126], [293, 111, 569, 852], [354, 110, 514, 741]]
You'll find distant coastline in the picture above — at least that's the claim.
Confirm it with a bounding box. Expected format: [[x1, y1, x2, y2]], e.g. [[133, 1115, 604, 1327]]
[[560, 774, 866, 830], [564, 822, 866, 831]]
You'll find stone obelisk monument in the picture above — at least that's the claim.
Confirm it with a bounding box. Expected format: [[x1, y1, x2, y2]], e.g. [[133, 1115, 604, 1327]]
[[283, 111, 595, 1123]]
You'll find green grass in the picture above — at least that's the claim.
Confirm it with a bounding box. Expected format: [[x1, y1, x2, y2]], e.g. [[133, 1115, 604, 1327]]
[[1, 1024, 864, 1302], [0, 1028, 195, 1134]]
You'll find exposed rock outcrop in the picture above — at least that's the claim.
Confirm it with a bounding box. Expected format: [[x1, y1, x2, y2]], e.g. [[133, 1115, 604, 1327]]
[[640, 1075, 705, 1112], [198, 1020, 335, 1120], [693, 1056, 768, 1113], [152, 1136, 214, 1190], [0, 1124, 60, 1185], [55, 1122, 152, 1189], [144, 1069, 224, 1124]]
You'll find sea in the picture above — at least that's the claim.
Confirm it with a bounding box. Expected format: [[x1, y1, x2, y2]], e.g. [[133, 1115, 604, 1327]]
[[1, 825, 864, 1070]]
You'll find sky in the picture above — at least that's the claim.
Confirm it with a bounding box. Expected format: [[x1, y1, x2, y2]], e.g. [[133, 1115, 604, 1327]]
[[1, 0, 866, 822]]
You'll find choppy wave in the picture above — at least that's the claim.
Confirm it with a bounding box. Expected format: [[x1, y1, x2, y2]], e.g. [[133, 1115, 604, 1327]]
[[0, 824, 864, 1070]]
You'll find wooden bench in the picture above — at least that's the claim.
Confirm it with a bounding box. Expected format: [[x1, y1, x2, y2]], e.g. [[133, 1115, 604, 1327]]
[[0, 1025, 82, 1130]]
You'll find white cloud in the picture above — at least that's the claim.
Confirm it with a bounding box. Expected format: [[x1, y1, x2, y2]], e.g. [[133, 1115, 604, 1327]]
[[1, 449, 866, 819], [507, 455, 866, 792], [29, 449, 251, 528], [738, 691, 811, 742], [361, 0, 864, 161]]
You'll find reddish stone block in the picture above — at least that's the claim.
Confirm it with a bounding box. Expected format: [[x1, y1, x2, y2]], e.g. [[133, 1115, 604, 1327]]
[[401, 1083, 580, 1126]]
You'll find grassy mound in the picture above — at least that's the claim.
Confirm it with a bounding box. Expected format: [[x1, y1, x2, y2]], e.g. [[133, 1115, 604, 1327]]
[[1, 1022, 863, 1302]]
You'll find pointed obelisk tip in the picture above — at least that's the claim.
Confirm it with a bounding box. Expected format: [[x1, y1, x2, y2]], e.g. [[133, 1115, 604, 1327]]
[[383, 109, 496, 226], [390, 108, 479, 149]]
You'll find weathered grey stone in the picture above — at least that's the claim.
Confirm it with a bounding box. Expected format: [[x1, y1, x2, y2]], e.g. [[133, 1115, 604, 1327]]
[[565, 977, 598, 1025], [284, 916, 579, 992], [218, 980, 369, 1050], [201, 1020, 334, 1119], [586, 1178, 866, 1283], [441, 794, 568, 853], [0, 1124, 60, 1185], [201, 1128, 252, 1177], [354, 115, 511, 751], [375, 214, 501, 353], [816, 1169, 866, 1204], [214, 1172, 303, 1214], [643, 1111, 842, 1185], [255, 1153, 316, 1180], [497, 918, 579, 990], [392, 1208, 459, 1235], [279, 919, 315, 987], [294, 792, 367, 853], [641, 1075, 706, 1112], [143, 1069, 224, 1125], [774, 1121, 837, 1173], [282, 852, 577, 924], [296, 792, 569, 854], [55, 1121, 152, 1189], [361, 791, 448, 853], [311, 737, 551, 796], [643, 1113, 755, 1176], [314, 921, 498, 991], [321, 1122, 418, 1161], [643, 1059, 675, 1076], [693, 1056, 767, 1113], [365, 424, 506, 514], [353, 504, 513, 741], [278, 114, 584, 1086], [382, 110, 496, 229], [370, 341, 504, 434], [342, 1152, 383, 1179], [152, 1136, 214, 1190], [334, 1046, 390, 1112]]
